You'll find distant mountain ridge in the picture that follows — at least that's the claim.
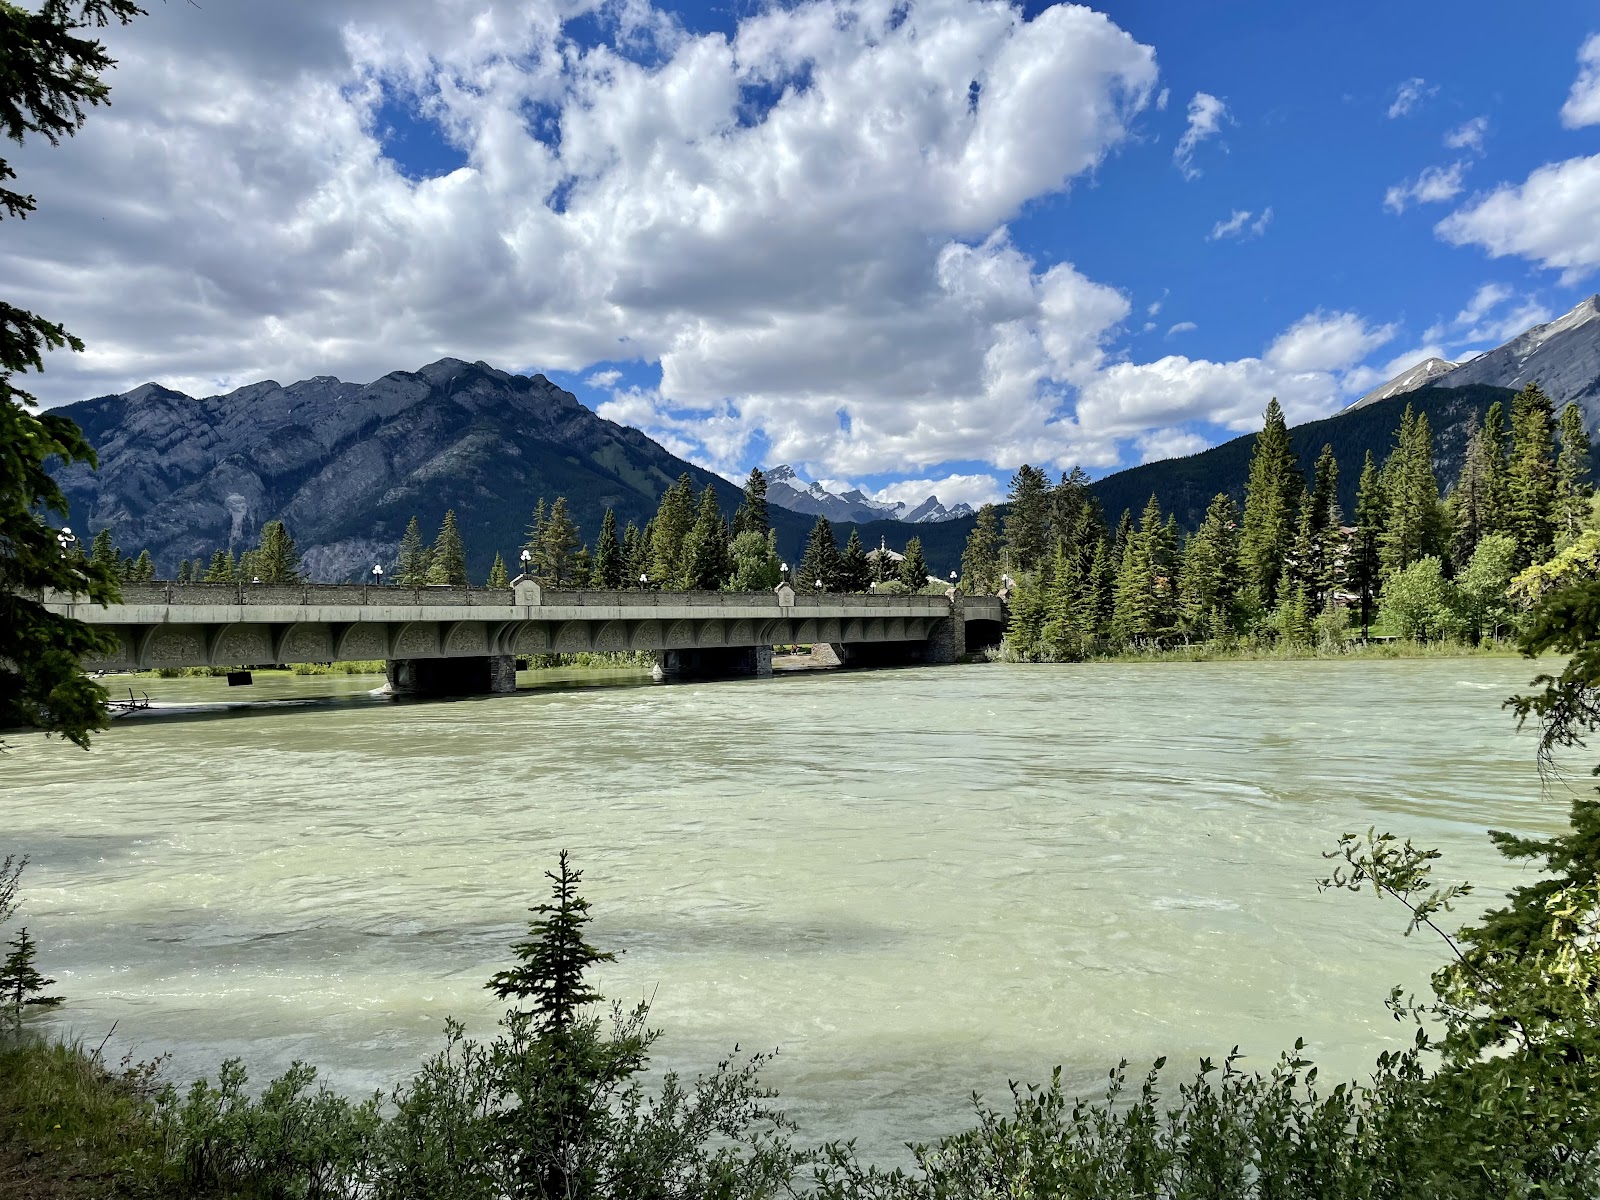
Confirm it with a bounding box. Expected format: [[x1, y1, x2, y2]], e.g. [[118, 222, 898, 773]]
[[49, 358, 946, 580], [764, 464, 974, 524], [1351, 294, 1600, 418]]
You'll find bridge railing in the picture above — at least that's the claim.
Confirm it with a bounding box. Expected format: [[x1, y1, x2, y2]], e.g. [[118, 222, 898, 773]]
[[81, 582, 1000, 608]]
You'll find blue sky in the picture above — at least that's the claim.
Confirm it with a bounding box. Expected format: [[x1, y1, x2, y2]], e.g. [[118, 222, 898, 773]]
[[10, 0, 1600, 510]]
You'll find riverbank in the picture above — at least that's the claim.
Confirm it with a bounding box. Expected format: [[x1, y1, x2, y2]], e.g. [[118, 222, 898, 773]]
[[1000, 636, 1522, 665], [0, 1034, 167, 1199]]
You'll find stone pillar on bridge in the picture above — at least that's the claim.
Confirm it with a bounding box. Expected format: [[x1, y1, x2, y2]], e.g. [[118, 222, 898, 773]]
[[385, 655, 517, 696], [923, 590, 967, 664], [652, 645, 772, 682]]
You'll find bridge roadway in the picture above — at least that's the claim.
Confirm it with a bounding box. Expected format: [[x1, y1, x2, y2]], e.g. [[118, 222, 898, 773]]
[[43, 579, 1007, 693]]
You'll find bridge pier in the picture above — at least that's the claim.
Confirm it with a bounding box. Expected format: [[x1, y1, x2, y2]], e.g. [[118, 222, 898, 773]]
[[652, 645, 773, 682], [385, 654, 517, 697]]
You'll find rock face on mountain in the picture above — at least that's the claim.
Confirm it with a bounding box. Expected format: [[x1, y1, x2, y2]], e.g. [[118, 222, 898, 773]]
[[1352, 357, 1459, 408], [1427, 294, 1600, 421], [50, 359, 800, 580], [1351, 295, 1600, 421], [764, 464, 973, 524]]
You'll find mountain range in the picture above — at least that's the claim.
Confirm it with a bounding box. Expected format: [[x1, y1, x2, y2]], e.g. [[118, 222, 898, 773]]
[[45, 294, 1600, 581], [764, 464, 974, 525]]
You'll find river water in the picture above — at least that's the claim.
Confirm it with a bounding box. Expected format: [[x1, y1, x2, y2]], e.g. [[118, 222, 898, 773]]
[[0, 658, 1572, 1162]]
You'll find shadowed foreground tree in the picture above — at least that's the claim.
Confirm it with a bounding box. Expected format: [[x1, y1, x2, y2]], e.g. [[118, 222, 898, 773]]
[[0, 0, 145, 745]]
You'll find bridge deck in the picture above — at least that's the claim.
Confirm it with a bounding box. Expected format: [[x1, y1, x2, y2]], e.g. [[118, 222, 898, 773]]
[[41, 582, 1004, 673]]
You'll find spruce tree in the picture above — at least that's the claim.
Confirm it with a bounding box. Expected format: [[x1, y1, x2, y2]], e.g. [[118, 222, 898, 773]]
[[254, 521, 301, 584], [1240, 398, 1300, 608], [204, 548, 235, 583], [1556, 402, 1592, 543], [797, 517, 841, 592], [591, 509, 624, 589], [1178, 493, 1241, 636], [396, 516, 427, 586], [1111, 515, 1155, 644], [522, 499, 548, 581], [681, 486, 731, 590], [1040, 539, 1089, 660], [1451, 425, 1493, 569], [898, 537, 931, 592], [649, 474, 696, 587], [1351, 451, 1385, 634], [1380, 405, 1443, 577], [1111, 509, 1134, 567], [960, 504, 1002, 594], [1051, 467, 1095, 549], [1002, 464, 1052, 573], [486, 552, 509, 589], [838, 528, 871, 593], [1481, 400, 1510, 536], [1506, 381, 1558, 565], [426, 509, 468, 586], [131, 548, 154, 582], [1, 927, 62, 1017], [621, 522, 644, 587], [541, 497, 581, 588], [89, 527, 117, 570], [176, 559, 192, 584], [731, 468, 770, 538], [1288, 444, 1341, 609]]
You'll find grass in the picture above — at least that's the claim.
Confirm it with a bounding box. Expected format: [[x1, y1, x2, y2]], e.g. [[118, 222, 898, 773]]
[[0, 1031, 168, 1198], [998, 636, 1524, 666]]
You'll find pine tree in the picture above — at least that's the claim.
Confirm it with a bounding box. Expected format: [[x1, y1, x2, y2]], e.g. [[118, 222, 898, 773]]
[[88, 528, 117, 570], [1481, 401, 1510, 536], [1288, 444, 1341, 609], [176, 559, 193, 584], [797, 517, 841, 592], [898, 537, 931, 592], [522, 499, 548, 581], [1002, 464, 1052, 573], [1351, 451, 1385, 634], [1050, 467, 1095, 550], [959, 504, 1002, 594], [1379, 405, 1443, 577], [131, 548, 154, 582], [592, 509, 624, 589], [1, 927, 63, 1017], [1111, 509, 1134, 568], [204, 548, 235, 583], [1240, 398, 1300, 608], [731, 467, 770, 539], [621, 522, 644, 587], [1040, 539, 1090, 660], [838, 528, 871, 593], [254, 521, 301, 584], [1556, 402, 1592, 544], [1112, 515, 1155, 644], [1178, 493, 1241, 635], [650, 474, 696, 587], [1506, 381, 1558, 566], [540, 497, 582, 588], [680, 486, 731, 590], [1451, 424, 1493, 568], [486, 552, 509, 589], [396, 516, 427, 586], [426, 509, 468, 586]]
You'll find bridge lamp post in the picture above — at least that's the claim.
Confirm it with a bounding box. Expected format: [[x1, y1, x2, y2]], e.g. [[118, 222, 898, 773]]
[[949, 570, 958, 588], [55, 526, 76, 559], [371, 564, 383, 586], [639, 572, 649, 591]]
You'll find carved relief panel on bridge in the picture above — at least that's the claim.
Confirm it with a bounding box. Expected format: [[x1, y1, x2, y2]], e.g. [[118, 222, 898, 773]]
[[279, 625, 334, 663], [514, 623, 550, 653], [593, 621, 627, 652], [84, 630, 134, 669], [393, 623, 438, 658], [630, 620, 663, 650], [214, 624, 272, 665], [445, 624, 488, 656], [698, 621, 725, 646], [664, 620, 697, 649], [143, 627, 205, 666], [552, 621, 591, 654], [726, 619, 753, 645], [336, 625, 388, 662]]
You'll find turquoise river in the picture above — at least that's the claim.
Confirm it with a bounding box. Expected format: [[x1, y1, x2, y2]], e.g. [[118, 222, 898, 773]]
[[0, 657, 1574, 1163]]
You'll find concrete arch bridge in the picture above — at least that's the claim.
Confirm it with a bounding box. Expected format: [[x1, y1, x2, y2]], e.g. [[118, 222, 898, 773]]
[[43, 579, 1007, 695]]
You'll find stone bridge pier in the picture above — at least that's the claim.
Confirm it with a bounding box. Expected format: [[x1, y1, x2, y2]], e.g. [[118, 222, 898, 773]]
[[652, 645, 773, 682], [386, 654, 517, 696], [809, 592, 966, 669]]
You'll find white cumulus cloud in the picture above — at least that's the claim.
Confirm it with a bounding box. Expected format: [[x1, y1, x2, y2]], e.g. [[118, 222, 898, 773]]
[[1444, 116, 1488, 152], [1383, 162, 1467, 213], [1436, 153, 1600, 281], [1173, 91, 1226, 180], [1562, 33, 1600, 128]]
